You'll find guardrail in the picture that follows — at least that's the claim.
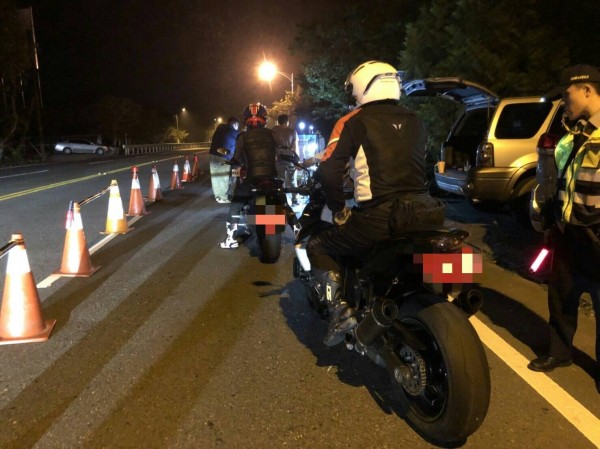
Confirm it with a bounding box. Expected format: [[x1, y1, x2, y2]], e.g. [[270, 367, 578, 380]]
[[121, 142, 210, 156]]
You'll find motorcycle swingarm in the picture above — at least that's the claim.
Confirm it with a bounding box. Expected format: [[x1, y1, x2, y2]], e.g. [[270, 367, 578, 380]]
[[390, 321, 427, 351]]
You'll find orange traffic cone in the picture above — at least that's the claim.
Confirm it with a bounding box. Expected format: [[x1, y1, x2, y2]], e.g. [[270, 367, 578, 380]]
[[181, 157, 191, 183], [170, 162, 183, 190], [191, 153, 199, 180], [127, 166, 149, 216], [54, 202, 99, 277], [147, 165, 163, 202], [101, 180, 132, 234], [0, 234, 56, 345]]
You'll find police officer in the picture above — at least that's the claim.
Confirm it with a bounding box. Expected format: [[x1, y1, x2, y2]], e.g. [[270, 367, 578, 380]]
[[528, 65, 600, 394]]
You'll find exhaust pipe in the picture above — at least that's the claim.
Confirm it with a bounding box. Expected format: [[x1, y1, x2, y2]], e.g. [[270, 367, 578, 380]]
[[452, 289, 483, 317], [353, 298, 398, 353]]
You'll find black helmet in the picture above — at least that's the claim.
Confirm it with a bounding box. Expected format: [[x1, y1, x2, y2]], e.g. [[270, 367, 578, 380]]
[[243, 103, 267, 128]]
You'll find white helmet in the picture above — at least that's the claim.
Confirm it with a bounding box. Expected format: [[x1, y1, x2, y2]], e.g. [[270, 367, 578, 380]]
[[344, 60, 401, 107]]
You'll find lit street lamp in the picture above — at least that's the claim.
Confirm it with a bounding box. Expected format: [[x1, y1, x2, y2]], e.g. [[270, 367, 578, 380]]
[[258, 61, 294, 93], [175, 107, 186, 130]]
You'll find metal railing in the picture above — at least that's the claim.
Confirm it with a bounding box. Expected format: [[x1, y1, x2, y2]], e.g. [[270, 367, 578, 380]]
[[121, 142, 210, 156]]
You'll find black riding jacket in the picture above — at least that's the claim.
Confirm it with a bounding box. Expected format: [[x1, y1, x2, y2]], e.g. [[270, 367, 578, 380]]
[[318, 101, 428, 213], [233, 127, 278, 183]]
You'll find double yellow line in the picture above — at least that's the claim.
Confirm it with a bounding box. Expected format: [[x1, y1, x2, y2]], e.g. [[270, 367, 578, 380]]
[[0, 156, 181, 202]]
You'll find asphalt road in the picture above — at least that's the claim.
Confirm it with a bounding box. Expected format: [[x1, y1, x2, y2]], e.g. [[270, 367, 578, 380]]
[[0, 152, 598, 449]]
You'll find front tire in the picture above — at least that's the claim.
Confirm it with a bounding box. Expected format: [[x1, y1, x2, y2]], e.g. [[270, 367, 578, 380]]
[[391, 295, 490, 444], [95, 147, 105, 156]]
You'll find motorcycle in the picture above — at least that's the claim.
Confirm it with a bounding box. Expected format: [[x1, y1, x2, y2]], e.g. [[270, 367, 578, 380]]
[[291, 176, 491, 445], [218, 148, 294, 264]]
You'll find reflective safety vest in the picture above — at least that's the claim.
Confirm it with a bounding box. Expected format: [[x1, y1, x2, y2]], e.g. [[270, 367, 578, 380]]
[[555, 127, 600, 226]]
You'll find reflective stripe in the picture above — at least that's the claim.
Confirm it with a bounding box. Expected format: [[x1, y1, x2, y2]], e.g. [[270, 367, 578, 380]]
[[577, 167, 600, 182], [556, 129, 600, 222], [353, 145, 372, 202]]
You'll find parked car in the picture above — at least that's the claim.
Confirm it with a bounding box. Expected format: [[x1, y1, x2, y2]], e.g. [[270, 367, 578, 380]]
[[403, 77, 564, 223], [529, 132, 562, 232], [54, 139, 110, 155]]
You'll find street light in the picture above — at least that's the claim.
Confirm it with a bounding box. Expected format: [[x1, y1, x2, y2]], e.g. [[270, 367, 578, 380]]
[[258, 61, 294, 93], [175, 107, 186, 130]]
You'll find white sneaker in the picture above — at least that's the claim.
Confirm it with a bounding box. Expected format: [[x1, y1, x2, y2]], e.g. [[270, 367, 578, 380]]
[[219, 236, 239, 249]]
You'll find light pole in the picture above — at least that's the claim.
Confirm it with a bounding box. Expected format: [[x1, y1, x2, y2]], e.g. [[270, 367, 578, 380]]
[[175, 107, 186, 130], [258, 61, 294, 93]]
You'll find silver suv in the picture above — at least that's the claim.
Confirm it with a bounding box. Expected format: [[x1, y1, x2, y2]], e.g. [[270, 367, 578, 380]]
[[404, 78, 564, 222]]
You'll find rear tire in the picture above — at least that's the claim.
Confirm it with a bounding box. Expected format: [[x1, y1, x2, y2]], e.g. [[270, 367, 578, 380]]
[[257, 228, 281, 263], [391, 295, 490, 444]]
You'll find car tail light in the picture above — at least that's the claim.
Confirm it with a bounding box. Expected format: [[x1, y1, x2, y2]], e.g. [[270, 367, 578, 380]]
[[476, 142, 494, 167], [536, 132, 558, 156]]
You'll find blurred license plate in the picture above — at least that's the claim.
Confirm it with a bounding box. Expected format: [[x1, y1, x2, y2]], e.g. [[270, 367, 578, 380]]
[[231, 168, 241, 177]]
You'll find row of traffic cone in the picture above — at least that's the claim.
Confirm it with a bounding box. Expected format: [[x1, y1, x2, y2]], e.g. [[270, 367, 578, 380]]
[[0, 157, 202, 345]]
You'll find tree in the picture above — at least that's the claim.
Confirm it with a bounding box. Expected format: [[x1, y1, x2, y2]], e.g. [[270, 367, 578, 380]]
[[292, 1, 420, 122], [0, 0, 33, 163], [164, 125, 189, 144], [91, 96, 143, 146], [399, 0, 571, 160]]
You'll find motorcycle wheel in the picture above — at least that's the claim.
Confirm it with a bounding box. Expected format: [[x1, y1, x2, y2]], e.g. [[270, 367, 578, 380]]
[[256, 227, 281, 263], [391, 294, 490, 445]]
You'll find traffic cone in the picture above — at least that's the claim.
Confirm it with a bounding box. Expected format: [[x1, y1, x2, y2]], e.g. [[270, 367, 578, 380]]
[[101, 180, 132, 234], [54, 202, 99, 277], [0, 233, 56, 345], [127, 166, 149, 216], [181, 157, 191, 183], [147, 165, 163, 202], [170, 162, 183, 190], [191, 153, 199, 180]]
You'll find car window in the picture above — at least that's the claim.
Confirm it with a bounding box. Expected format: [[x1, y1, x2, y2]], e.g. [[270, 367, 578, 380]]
[[494, 102, 554, 139], [548, 105, 566, 137], [452, 107, 492, 138]]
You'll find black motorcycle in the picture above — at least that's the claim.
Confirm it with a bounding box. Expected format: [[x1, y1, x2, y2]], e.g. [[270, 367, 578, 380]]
[[292, 180, 490, 445], [219, 148, 293, 264]]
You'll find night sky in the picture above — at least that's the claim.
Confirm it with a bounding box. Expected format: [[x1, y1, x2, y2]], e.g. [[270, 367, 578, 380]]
[[23, 0, 347, 132]]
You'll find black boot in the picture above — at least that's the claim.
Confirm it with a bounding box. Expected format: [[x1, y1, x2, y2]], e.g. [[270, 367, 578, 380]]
[[323, 271, 356, 347]]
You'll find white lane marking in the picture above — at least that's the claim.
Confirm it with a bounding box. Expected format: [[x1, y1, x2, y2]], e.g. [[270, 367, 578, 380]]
[[0, 169, 49, 179], [471, 315, 600, 447], [37, 216, 143, 290]]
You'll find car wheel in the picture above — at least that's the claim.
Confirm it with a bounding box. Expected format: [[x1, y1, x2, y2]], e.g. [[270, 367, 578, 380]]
[[95, 148, 105, 156], [510, 177, 536, 227], [63, 147, 72, 155]]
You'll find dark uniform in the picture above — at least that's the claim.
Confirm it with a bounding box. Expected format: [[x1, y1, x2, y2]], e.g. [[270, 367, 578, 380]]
[[528, 65, 600, 394]]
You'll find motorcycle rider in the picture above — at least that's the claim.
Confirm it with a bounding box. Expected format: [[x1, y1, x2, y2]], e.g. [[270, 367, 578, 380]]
[[219, 103, 297, 249], [307, 60, 445, 346]]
